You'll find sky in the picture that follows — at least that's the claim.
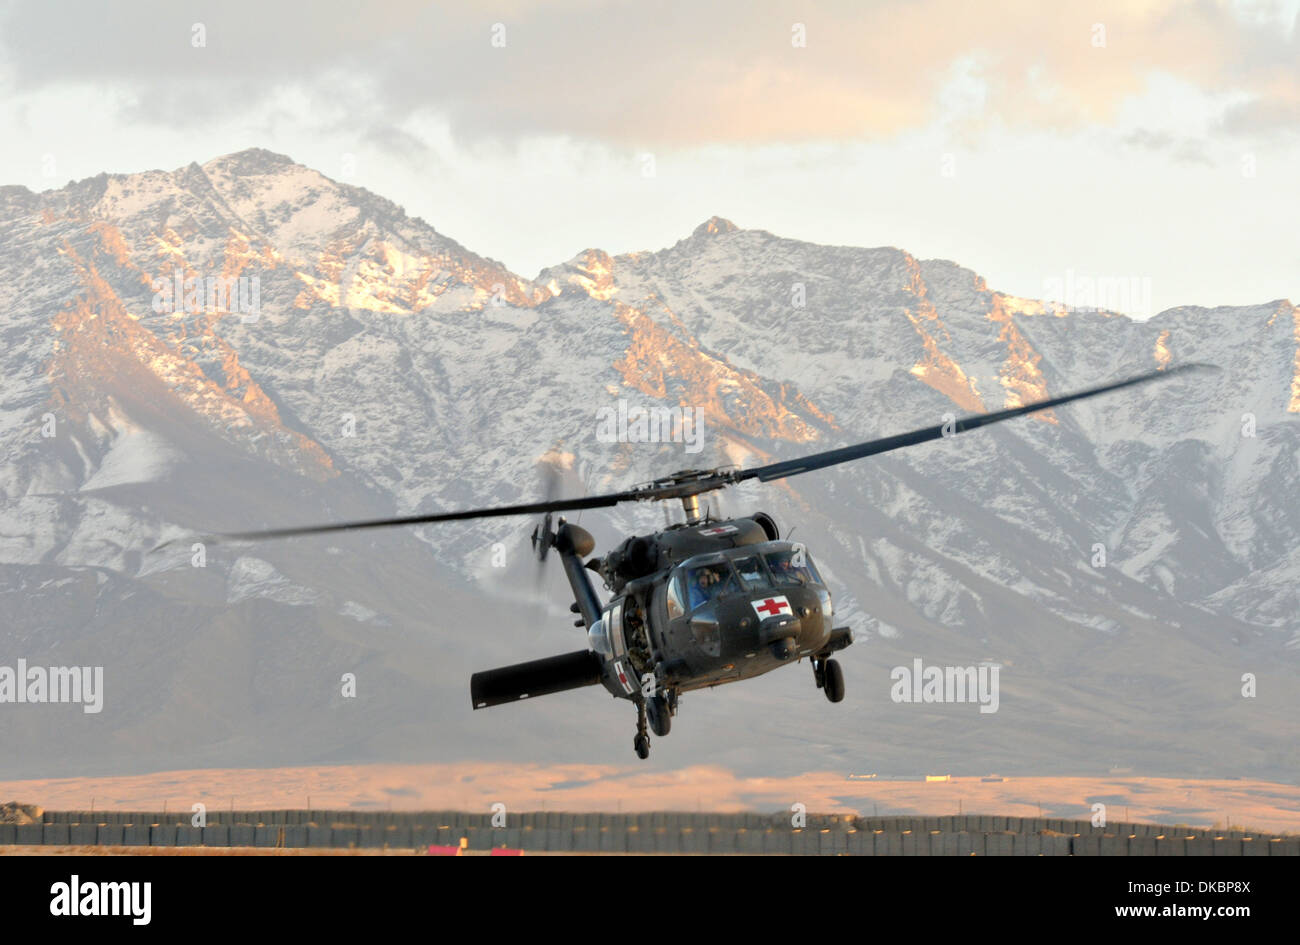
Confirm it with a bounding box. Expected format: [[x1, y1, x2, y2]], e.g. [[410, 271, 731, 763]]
[[1, 0, 1297, 316]]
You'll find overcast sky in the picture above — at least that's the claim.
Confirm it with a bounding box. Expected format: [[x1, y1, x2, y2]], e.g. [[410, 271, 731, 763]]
[[1, 0, 1296, 315]]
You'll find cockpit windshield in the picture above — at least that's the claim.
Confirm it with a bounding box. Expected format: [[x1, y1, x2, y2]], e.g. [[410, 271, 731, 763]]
[[685, 562, 738, 610], [671, 543, 822, 615], [764, 548, 822, 586], [730, 555, 771, 590]]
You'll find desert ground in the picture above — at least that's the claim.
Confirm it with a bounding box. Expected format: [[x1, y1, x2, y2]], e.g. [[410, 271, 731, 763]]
[[2, 763, 1296, 834]]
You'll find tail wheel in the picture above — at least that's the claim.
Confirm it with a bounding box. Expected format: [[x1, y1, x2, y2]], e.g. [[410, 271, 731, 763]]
[[823, 658, 845, 703]]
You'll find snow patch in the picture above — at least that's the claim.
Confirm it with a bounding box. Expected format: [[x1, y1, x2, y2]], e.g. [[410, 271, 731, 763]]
[[81, 428, 183, 491], [227, 556, 322, 607]]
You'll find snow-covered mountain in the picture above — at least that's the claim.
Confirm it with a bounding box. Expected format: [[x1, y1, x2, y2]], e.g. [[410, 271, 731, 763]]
[[1, 149, 1296, 781]]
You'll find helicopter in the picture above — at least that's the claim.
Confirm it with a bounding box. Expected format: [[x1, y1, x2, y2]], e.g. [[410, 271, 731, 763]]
[[213, 362, 1206, 759]]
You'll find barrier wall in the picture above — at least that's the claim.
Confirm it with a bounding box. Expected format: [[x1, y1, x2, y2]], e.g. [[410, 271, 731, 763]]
[[1, 811, 1293, 855]]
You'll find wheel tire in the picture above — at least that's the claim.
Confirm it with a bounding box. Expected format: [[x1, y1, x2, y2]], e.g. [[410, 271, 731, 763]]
[[634, 734, 650, 759], [823, 658, 845, 703], [648, 695, 671, 737]]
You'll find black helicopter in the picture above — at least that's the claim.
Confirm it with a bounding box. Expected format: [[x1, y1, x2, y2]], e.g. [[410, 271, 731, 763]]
[[216, 363, 1205, 759]]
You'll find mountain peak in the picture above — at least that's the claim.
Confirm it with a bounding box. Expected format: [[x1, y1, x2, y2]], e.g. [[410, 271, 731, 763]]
[[692, 216, 739, 238], [201, 148, 300, 175]]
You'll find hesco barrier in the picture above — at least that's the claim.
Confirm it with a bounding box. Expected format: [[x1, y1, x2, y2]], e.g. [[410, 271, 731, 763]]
[[1, 811, 1295, 854]]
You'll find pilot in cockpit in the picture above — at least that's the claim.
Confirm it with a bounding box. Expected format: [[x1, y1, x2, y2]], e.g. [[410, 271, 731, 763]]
[[688, 564, 732, 609], [767, 550, 813, 586]]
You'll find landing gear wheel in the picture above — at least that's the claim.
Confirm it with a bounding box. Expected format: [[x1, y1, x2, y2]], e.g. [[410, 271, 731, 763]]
[[633, 700, 651, 759], [647, 694, 671, 737], [822, 658, 845, 703]]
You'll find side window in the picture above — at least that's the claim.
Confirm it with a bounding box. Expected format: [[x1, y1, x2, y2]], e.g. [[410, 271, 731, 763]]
[[801, 551, 824, 585], [667, 574, 685, 619]]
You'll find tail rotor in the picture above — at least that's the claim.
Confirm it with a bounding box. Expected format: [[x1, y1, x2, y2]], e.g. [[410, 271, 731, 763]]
[[530, 460, 561, 591], [531, 511, 556, 564]]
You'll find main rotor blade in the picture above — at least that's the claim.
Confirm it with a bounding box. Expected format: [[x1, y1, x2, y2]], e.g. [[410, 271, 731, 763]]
[[189, 361, 1212, 546], [734, 362, 1214, 485], [214, 490, 643, 543]]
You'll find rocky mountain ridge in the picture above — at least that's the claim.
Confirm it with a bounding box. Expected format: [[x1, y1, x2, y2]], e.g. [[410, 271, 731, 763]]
[[0, 149, 1295, 780]]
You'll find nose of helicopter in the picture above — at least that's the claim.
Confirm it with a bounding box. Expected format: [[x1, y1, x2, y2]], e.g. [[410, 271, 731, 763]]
[[752, 586, 829, 659]]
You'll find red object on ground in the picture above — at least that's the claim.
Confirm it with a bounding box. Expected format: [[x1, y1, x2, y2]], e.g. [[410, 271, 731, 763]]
[[489, 848, 523, 856]]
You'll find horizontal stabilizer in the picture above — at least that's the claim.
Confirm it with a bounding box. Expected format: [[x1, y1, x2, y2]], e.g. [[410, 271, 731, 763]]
[[471, 649, 603, 709]]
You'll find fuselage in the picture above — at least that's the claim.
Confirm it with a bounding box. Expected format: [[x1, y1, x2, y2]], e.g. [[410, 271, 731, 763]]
[[588, 517, 838, 699]]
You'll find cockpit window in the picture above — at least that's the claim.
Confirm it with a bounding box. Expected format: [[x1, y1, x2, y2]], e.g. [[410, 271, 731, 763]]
[[730, 555, 771, 590], [685, 563, 738, 610], [764, 548, 821, 586]]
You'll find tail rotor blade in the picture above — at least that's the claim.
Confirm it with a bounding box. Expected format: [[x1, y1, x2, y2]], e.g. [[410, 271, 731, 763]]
[[532, 459, 562, 593]]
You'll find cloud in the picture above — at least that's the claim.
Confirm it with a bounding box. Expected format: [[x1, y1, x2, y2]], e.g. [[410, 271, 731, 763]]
[[1122, 129, 1215, 165], [1218, 89, 1300, 136], [0, 0, 1296, 147]]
